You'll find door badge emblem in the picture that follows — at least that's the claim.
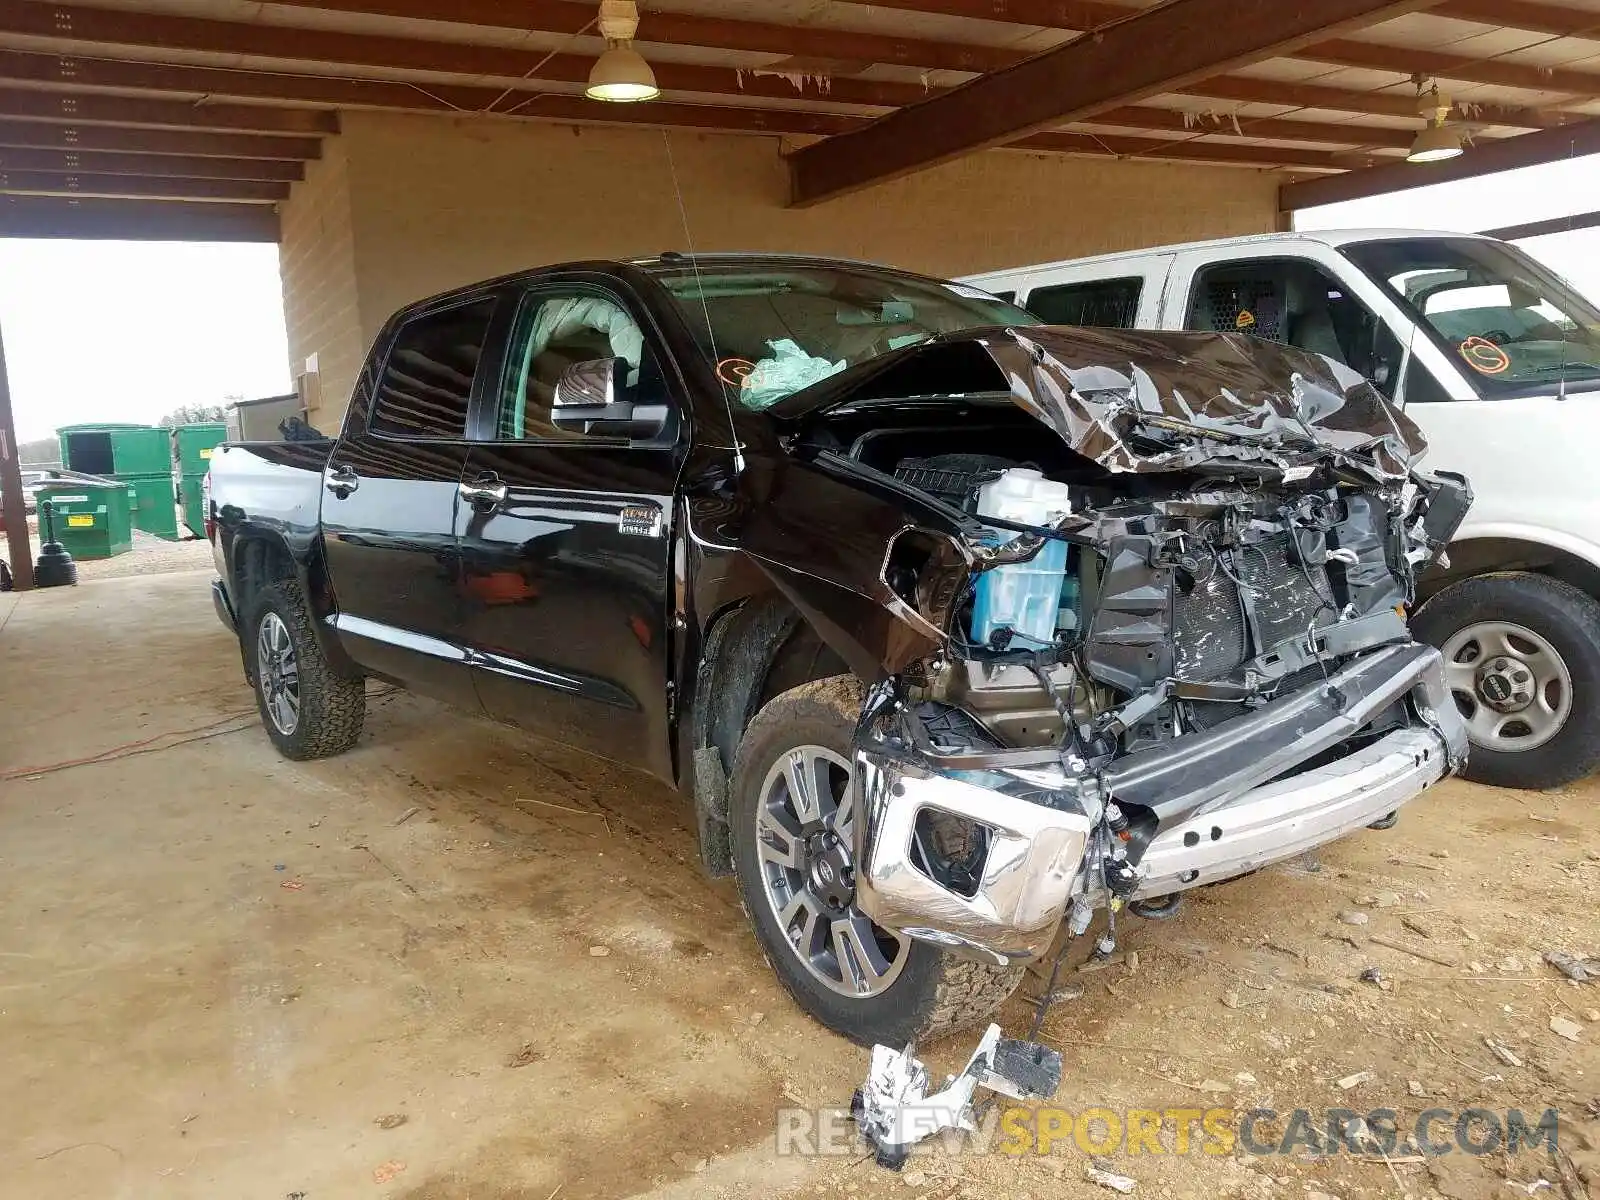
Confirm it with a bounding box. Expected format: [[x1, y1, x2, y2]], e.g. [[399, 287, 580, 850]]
[[619, 504, 663, 538]]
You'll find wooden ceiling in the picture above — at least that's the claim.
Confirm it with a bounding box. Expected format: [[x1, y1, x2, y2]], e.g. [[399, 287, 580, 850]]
[[0, 0, 1597, 238]]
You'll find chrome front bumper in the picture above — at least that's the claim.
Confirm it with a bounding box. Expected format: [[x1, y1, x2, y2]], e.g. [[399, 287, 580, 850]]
[[853, 643, 1466, 965]]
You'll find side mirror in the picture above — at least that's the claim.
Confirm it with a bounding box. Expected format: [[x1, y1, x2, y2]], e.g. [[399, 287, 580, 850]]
[[551, 356, 669, 439]]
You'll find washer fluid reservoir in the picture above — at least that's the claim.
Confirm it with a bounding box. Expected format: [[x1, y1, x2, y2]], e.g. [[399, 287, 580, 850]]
[[969, 468, 1074, 650]]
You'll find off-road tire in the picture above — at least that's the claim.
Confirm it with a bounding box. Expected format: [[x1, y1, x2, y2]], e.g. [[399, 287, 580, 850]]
[[244, 578, 365, 761], [729, 675, 1023, 1045], [1412, 572, 1600, 789]]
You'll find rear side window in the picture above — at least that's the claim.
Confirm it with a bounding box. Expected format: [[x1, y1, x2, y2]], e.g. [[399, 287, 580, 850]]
[[1027, 277, 1142, 328], [369, 296, 497, 439]]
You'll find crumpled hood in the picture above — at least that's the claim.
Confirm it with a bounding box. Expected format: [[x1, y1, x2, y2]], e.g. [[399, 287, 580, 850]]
[[770, 325, 1427, 480]]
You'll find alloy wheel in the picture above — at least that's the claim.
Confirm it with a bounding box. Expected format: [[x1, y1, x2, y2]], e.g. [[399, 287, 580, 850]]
[[257, 611, 302, 736], [753, 745, 909, 998]]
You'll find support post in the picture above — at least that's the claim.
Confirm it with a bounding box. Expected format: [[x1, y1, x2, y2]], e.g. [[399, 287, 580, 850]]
[[0, 318, 35, 591]]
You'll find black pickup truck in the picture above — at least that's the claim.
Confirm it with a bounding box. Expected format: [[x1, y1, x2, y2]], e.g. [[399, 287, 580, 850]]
[[208, 253, 1471, 1045]]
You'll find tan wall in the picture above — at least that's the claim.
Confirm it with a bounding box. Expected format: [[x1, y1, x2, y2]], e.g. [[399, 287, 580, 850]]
[[282, 108, 1282, 426], [278, 138, 364, 430]]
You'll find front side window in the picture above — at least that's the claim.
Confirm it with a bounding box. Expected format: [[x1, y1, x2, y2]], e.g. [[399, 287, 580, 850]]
[[1342, 237, 1600, 396], [495, 287, 655, 441], [1028, 277, 1142, 328], [645, 261, 1036, 409], [1186, 258, 1403, 395], [369, 297, 496, 439]]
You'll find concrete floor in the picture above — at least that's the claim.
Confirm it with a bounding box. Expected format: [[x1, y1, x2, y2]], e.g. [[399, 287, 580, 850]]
[[1, 567, 1597, 1200]]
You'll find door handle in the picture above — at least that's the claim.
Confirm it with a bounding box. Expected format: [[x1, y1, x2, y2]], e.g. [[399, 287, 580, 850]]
[[326, 465, 359, 498], [459, 473, 508, 510]]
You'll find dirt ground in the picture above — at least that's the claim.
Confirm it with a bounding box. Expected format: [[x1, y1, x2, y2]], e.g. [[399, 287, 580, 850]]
[[0, 553, 1596, 1200]]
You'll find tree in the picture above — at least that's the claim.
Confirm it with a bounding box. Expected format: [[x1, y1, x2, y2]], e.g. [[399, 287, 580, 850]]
[[17, 436, 59, 465], [158, 402, 229, 428]]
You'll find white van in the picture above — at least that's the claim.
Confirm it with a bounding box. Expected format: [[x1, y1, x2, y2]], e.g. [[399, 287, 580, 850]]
[[967, 230, 1600, 790]]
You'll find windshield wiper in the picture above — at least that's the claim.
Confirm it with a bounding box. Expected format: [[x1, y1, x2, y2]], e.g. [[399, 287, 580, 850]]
[[1531, 362, 1600, 374]]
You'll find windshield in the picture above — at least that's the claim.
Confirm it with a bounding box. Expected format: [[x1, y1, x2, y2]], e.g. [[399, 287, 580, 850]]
[[1342, 237, 1600, 395], [645, 260, 1038, 409]]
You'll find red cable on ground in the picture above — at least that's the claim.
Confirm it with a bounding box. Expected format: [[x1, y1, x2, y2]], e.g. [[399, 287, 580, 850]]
[[0, 709, 259, 782]]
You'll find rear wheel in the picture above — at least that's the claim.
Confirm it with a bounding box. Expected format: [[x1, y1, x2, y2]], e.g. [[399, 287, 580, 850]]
[[245, 579, 365, 760], [1412, 572, 1600, 789], [729, 676, 1022, 1045]]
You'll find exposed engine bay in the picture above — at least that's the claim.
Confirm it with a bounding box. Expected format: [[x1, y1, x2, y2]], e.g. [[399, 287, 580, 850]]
[[766, 326, 1473, 966]]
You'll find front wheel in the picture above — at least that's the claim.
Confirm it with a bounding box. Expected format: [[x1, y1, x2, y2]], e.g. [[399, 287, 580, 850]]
[[1412, 572, 1600, 789], [728, 676, 1022, 1045]]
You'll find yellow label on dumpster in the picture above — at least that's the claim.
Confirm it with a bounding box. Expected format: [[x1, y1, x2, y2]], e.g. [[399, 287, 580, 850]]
[[200, 447, 213, 459], [67, 514, 94, 527]]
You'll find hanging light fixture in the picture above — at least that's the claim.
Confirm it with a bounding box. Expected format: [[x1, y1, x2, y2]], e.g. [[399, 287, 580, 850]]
[[1407, 79, 1463, 163], [586, 0, 659, 103]]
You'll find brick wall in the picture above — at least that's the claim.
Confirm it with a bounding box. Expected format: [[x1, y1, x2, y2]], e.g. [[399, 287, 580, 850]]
[[277, 138, 365, 432]]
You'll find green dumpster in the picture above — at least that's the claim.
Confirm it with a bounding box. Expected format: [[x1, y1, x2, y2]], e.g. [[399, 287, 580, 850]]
[[171, 422, 227, 476], [177, 472, 209, 539], [34, 481, 134, 560], [57, 423, 171, 477], [121, 471, 181, 540]]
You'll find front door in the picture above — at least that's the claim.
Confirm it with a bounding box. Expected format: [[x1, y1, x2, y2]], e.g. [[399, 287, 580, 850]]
[[455, 282, 682, 779], [321, 292, 500, 707]]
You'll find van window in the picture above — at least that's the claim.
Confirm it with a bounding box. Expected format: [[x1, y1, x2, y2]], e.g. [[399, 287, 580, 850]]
[[1027, 277, 1141, 328], [1186, 259, 1404, 396]]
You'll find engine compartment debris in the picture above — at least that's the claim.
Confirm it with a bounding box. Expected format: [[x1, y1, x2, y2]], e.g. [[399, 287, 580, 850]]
[[758, 325, 1475, 974], [850, 1022, 1062, 1168]]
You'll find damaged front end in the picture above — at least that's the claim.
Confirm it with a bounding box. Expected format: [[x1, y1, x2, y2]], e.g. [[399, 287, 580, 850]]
[[776, 327, 1473, 966]]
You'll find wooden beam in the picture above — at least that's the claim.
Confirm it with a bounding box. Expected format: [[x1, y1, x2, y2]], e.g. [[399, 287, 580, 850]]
[[1480, 208, 1600, 240], [0, 315, 29, 592], [1087, 106, 1416, 148], [0, 170, 287, 201], [0, 120, 318, 159], [790, 0, 1441, 205], [0, 147, 303, 180], [0, 193, 278, 240], [1299, 37, 1600, 95], [0, 84, 338, 135], [837, 0, 1127, 26], [1435, 0, 1600, 36], [0, 82, 337, 135], [1021, 129, 1353, 168], [1174, 75, 1557, 128], [1280, 116, 1600, 207], [267, 0, 1022, 74]]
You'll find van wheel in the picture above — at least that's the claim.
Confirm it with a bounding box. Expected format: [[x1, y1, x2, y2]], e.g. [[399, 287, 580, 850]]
[[728, 676, 1022, 1046], [1411, 573, 1600, 789], [245, 579, 365, 760]]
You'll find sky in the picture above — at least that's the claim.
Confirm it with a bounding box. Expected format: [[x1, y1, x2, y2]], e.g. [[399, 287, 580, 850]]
[[0, 239, 291, 445], [1296, 151, 1600, 302], [0, 152, 1597, 448]]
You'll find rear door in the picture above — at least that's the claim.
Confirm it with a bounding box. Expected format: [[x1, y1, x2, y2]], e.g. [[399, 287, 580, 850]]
[[321, 289, 502, 706], [455, 277, 683, 779]]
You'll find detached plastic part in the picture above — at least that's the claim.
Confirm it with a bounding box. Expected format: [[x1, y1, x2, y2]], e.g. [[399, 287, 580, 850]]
[[851, 1022, 1063, 1168]]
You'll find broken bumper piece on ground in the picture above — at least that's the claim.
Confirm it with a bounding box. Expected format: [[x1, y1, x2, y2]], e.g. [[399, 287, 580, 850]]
[[851, 644, 1469, 967], [851, 1022, 1063, 1169]]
